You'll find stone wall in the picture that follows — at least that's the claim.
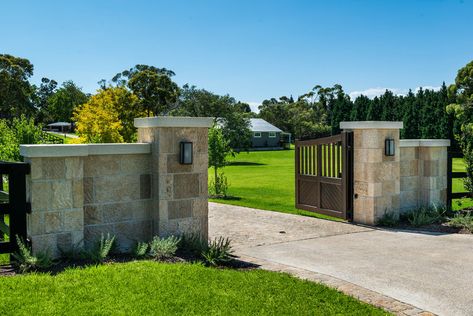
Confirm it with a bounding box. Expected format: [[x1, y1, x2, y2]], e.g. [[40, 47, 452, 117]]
[[340, 121, 450, 225], [135, 117, 211, 240], [400, 140, 449, 212], [20, 117, 212, 257], [341, 122, 402, 225]]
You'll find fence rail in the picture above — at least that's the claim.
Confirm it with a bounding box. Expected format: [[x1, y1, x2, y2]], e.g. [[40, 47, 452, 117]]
[[0, 161, 30, 256], [447, 151, 472, 210]]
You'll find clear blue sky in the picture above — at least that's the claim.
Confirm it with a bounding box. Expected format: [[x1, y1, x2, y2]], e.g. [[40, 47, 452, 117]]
[[1, 0, 472, 110]]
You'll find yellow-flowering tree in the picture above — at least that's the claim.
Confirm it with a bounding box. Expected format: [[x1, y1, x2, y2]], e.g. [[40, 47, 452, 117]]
[[74, 90, 124, 143], [73, 87, 144, 143]]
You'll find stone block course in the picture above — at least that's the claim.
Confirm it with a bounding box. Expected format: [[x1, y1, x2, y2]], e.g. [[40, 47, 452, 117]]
[[24, 117, 211, 257]]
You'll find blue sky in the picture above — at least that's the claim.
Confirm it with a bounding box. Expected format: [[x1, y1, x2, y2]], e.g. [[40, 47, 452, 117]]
[[1, 0, 472, 111]]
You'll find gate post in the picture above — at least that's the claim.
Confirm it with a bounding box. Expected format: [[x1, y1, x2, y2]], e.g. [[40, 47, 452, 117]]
[[340, 121, 403, 225]]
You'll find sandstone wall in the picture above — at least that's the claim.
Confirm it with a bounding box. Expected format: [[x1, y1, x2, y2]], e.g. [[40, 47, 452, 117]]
[[20, 117, 212, 257]]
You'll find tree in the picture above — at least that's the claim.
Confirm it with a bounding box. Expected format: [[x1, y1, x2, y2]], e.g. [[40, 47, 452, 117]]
[[350, 95, 370, 121], [32, 77, 58, 123], [73, 89, 125, 143], [208, 125, 232, 196], [447, 60, 473, 193], [0, 54, 35, 118], [112, 65, 180, 116], [174, 84, 252, 151], [47, 81, 88, 122]]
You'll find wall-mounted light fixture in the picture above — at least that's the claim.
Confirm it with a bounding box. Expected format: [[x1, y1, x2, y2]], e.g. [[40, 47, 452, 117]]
[[385, 138, 395, 156], [179, 142, 193, 164]]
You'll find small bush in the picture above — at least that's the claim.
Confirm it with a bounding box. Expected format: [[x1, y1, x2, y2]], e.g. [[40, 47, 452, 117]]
[[407, 204, 445, 227], [448, 212, 473, 232], [179, 233, 208, 256], [133, 241, 149, 258], [89, 233, 115, 263], [149, 236, 181, 260], [377, 211, 399, 227], [13, 236, 52, 273], [209, 172, 229, 197], [201, 237, 234, 267]]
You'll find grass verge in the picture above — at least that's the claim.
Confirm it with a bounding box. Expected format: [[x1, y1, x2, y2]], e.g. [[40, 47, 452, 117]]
[[0, 261, 388, 315]]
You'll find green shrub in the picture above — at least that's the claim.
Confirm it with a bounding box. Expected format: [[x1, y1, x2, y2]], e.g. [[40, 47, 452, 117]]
[[0, 116, 44, 161], [89, 233, 116, 263], [12, 236, 52, 273], [201, 237, 234, 267], [406, 204, 445, 227], [209, 172, 229, 197], [133, 241, 149, 258], [448, 212, 473, 232], [179, 233, 208, 256], [149, 236, 181, 260], [376, 211, 399, 227]]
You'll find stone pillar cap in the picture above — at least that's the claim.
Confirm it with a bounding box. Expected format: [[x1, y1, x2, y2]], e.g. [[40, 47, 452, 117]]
[[134, 116, 214, 128], [340, 121, 403, 130]]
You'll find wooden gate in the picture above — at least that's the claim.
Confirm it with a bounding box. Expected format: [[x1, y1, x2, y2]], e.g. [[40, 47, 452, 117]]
[[0, 161, 30, 257], [295, 131, 354, 220]]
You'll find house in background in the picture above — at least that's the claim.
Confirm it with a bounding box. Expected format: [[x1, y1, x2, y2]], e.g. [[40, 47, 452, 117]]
[[249, 118, 290, 150]]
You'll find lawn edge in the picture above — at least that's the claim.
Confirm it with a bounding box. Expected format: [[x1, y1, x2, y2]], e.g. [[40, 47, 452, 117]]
[[237, 254, 435, 316]]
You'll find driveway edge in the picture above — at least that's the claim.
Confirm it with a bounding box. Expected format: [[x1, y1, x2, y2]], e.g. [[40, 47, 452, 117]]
[[238, 254, 436, 316]]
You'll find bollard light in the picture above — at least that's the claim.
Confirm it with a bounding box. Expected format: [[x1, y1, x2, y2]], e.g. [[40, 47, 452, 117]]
[[180, 142, 193, 164], [385, 138, 395, 156]]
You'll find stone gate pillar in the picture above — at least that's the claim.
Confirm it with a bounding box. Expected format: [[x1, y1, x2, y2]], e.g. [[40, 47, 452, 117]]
[[340, 121, 403, 225], [135, 116, 213, 239]]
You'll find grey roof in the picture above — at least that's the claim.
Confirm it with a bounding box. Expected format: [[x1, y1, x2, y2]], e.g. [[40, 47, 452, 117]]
[[47, 122, 71, 127], [249, 118, 282, 132]]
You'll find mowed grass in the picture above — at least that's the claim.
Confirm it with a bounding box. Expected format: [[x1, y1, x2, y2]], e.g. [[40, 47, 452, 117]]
[[452, 158, 473, 210], [210, 150, 472, 214], [0, 261, 388, 315], [209, 149, 340, 221]]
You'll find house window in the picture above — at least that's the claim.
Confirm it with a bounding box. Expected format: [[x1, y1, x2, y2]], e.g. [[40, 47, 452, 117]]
[[269, 132, 276, 138], [254, 132, 262, 138]]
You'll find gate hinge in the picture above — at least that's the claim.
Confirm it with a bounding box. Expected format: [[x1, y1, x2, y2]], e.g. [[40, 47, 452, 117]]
[[25, 202, 32, 214]]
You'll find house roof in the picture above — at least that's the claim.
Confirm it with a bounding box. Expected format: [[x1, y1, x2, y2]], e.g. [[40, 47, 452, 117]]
[[250, 118, 282, 132]]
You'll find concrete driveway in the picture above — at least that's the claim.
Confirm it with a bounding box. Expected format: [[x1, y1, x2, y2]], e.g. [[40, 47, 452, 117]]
[[209, 202, 473, 316]]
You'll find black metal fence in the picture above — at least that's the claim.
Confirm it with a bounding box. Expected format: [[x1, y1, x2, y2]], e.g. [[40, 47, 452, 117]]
[[0, 161, 30, 257], [447, 151, 472, 210]]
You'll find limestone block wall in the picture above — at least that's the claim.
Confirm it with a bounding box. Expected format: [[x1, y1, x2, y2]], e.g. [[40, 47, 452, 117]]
[[400, 140, 449, 212], [21, 144, 152, 256], [20, 116, 212, 257], [341, 122, 402, 225], [135, 117, 212, 240]]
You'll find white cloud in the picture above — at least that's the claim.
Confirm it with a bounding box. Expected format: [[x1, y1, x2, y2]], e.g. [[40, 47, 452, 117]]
[[349, 86, 441, 100]]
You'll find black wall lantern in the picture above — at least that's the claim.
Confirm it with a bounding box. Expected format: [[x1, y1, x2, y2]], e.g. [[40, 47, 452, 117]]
[[385, 138, 395, 156], [179, 142, 193, 164]]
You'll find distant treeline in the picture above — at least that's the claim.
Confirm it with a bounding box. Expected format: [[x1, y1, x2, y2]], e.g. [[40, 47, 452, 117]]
[[258, 83, 456, 144]]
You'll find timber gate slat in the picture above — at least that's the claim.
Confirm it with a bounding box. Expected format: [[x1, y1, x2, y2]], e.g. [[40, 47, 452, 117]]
[[0, 161, 30, 259], [295, 132, 354, 220]]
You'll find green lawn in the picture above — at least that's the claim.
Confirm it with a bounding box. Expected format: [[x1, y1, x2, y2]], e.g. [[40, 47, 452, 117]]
[[210, 150, 472, 214], [0, 261, 387, 315], [209, 149, 339, 221]]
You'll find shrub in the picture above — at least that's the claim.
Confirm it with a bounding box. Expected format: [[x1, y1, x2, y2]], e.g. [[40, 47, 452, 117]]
[[201, 237, 234, 267], [149, 236, 181, 260], [12, 236, 52, 273], [133, 241, 149, 258], [0, 116, 44, 162], [209, 172, 229, 197], [406, 204, 445, 227], [376, 211, 399, 227], [89, 233, 116, 263], [179, 233, 208, 257], [448, 212, 473, 232]]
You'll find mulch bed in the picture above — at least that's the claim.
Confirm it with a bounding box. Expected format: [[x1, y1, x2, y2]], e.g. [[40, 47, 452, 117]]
[[393, 223, 470, 234], [0, 250, 258, 277]]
